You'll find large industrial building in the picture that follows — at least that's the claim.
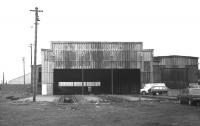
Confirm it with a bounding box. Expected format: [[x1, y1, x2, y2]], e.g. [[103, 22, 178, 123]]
[[7, 41, 199, 95], [41, 41, 154, 95]]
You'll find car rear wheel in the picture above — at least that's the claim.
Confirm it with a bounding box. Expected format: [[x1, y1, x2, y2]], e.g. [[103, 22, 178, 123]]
[[178, 98, 182, 104], [189, 99, 193, 106], [141, 91, 146, 95]]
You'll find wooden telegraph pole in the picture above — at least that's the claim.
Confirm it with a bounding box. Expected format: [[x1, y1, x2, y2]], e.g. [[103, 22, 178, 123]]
[[30, 7, 43, 102], [29, 44, 33, 92], [3, 72, 4, 85], [22, 57, 25, 85]]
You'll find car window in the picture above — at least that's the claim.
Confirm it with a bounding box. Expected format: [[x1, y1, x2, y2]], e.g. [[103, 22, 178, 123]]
[[152, 87, 159, 89], [150, 87, 154, 89], [151, 86, 167, 90]]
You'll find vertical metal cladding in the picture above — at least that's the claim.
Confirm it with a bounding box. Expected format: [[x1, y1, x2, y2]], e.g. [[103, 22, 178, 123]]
[[154, 56, 198, 66], [141, 49, 154, 86], [42, 41, 153, 95], [51, 42, 145, 69], [153, 55, 199, 89], [41, 49, 54, 95]]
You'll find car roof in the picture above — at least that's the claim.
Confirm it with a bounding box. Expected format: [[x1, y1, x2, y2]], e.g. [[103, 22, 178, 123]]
[[152, 86, 167, 87]]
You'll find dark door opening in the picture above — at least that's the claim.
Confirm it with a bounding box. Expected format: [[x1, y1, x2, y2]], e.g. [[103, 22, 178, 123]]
[[53, 69, 140, 95]]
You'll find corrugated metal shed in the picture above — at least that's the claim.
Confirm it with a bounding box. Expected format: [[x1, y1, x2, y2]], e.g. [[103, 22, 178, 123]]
[[153, 55, 199, 89], [42, 41, 153, 95]]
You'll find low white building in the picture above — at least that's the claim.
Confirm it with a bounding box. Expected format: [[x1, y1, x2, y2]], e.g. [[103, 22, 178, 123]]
[[8, 73, 31, 85]]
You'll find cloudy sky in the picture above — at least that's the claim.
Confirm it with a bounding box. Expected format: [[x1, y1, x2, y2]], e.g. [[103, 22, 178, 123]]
[[0, 0, 200, 81]]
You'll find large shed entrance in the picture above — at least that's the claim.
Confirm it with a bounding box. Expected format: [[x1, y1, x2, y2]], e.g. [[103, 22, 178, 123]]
[[53, 69, 140, 95]]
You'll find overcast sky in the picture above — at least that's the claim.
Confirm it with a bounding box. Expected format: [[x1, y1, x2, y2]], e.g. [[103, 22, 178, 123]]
[[0, 0, 200, 81]]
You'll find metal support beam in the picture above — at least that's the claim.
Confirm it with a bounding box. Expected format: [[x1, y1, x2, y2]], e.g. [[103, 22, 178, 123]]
[[82, 68, 84, 95], [111, 68, 113, 95]]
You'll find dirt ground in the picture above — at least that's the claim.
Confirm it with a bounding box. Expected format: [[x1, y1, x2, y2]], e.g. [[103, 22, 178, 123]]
[[0, 94, 200, 126]]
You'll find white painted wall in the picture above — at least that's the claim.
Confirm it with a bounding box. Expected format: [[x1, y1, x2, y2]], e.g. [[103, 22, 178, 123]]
[[42, 84, 47, 95]]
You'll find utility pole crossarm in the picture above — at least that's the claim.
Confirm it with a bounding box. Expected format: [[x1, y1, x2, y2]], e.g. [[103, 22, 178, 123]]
[[30, 7, 43, 12], [30, 7, 43, 22], [30, 10, 43, 12]]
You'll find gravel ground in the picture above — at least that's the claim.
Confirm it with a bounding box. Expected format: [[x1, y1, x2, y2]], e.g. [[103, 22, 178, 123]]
[[0, 95, 200, 126]]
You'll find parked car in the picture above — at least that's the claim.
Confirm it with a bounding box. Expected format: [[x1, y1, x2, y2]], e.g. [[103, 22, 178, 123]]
[[148, 86, 168, 95], [140, 83, 166, 95], [177, 88, 200, 106]]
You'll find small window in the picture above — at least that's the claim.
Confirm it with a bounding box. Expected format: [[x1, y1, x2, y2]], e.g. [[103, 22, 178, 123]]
[[74, 82, 83, 87], [58, 82, 101, 87], [59, 82, 73, 87], [153, 87, 159, 89]]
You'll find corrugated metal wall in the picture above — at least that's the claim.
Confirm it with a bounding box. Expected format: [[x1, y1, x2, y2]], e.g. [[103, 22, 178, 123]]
[[153, 56, 199, 89], [154, 56, 198, 66], [42, 42, 153, 95], [141, 49, 154, 87], [162, 68, 188, 89], [52, 42, 143, 69], [41, 49, 54, 95]]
